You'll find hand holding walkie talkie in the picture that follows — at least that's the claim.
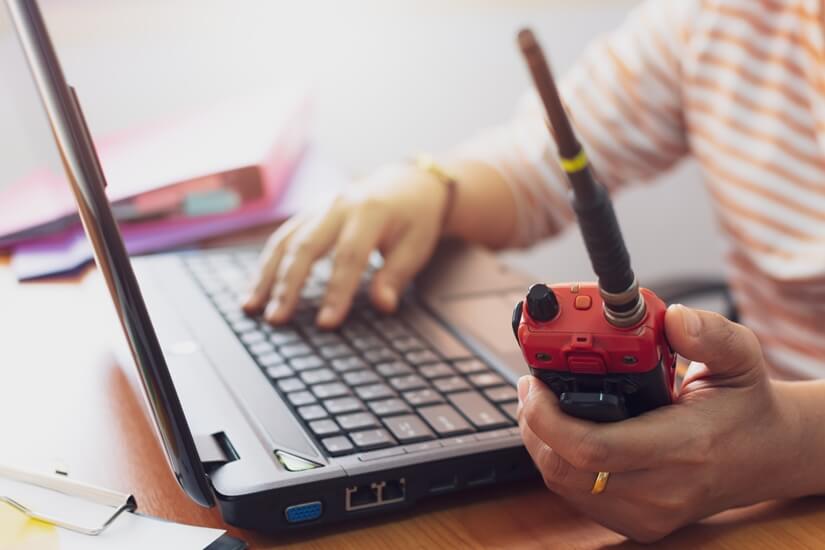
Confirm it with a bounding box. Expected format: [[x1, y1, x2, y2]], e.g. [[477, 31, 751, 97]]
[[512, 29, 676, 422]]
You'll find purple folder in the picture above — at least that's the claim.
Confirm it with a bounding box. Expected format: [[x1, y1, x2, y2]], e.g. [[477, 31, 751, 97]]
[[11, 148, 346, 281]]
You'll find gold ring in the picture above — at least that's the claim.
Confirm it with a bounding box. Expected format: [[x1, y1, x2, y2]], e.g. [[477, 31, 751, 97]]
[[591, 471, 610, 495]]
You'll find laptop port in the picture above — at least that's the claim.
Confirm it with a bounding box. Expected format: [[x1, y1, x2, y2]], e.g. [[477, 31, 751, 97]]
[[428, 476, 458, 494], [467, 469, 496, 487], [345, 483, 381, 511], [381, 478, 406, 504], [345, 478, 406, 511], [284, 501, 323, 523]]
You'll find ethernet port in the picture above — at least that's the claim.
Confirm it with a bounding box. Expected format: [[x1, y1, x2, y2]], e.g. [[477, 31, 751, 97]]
[[382, 478, 406, 504], [345, 483, 380, 511]]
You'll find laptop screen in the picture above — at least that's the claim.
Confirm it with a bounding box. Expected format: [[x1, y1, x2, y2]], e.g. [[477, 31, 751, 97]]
[[3, 0, 214, 507]]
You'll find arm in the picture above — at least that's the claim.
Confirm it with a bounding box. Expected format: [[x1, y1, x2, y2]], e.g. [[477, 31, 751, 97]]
[[246, 0, 698, 326], [455, 0, 696, 247]]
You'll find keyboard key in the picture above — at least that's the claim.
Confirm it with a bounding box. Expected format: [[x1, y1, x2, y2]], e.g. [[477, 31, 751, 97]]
[[355, 383, 395, 401], [280, 343, 313, 358], [258, 351, 285, 367], [500, 401, 519, 423], [350, 335, 383, 351], [376, 361, 413, 378], [300, 368, 337, 385], [298, 404, 328, 421], [469, 373, 506, 388], [309, 419, 341, 437], [312, 382, 350, 399], [277, 378, 306, 393], [383, 415, 435, 443], [405, 350, 440, 365], [379, 320, 408, 338], [350, 429, 396, 451], [368, 398, 411, 417], [289, 354, 325, 371], [342, 370, 380, 386], [231, 319, 256, 333], [403, 389, 444, 407], [322, 435, 354, 456], [391, 336, 426, 352], [448, 391, 512, 430], [484, 386, 518, 403], [264, 365, 294, 379], [433, 376, 471, 394], [324, 396, 365, 414], [240, 331, 266, 345], [419, 363, 455, 379], [319, 343, 353, 359], [364, 347, 399, 364], [419, 404, 474, 437], [249, 341, 275, 355], [287, 391, 316, 406], [330, 356, 368, 373], [308, 333, 343, 347], [341, 322, 371, 339], [336, 412, 379, 431], [454, 359, 488, 374], [269, 329, 300, 346], [400, 306, 473, 360], [388, 375, 428, 392]]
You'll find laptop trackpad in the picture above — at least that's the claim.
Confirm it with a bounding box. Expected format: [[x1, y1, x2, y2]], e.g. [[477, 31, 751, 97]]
[[439, 290, 530, 378]]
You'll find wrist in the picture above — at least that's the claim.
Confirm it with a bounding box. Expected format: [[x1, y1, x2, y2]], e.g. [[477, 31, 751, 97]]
[[769, 380, 825, 499]]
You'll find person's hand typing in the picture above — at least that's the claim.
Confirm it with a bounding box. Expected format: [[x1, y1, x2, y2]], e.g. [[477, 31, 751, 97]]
[[517, 305, 805, 542], [243, 164, 449, 328]]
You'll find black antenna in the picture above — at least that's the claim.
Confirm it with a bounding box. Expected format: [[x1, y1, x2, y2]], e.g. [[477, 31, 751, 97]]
[[517, 28, 645, 327]]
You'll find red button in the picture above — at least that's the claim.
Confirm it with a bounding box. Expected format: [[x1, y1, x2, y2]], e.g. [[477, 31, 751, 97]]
[[574, 295, 592, 310], [568, 353, 607, 374]]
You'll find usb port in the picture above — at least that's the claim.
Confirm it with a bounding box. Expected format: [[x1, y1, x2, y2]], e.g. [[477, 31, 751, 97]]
[[428, 476, 458, 494], [284, 501, 323, 523], [467, 469, 496, 487]]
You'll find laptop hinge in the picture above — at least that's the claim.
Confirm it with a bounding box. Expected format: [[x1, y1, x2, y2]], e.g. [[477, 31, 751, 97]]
[[194, 431, 239, 469]]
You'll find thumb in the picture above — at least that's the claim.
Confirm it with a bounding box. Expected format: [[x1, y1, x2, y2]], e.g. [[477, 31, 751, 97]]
[[665, 304, 764, 380]]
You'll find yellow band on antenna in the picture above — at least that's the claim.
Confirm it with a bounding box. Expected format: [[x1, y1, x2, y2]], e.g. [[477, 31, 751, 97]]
[[559, 150, 588, 173]]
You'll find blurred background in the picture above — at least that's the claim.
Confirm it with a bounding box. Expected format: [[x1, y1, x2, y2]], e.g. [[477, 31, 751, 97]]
[[0, 0, 722, 284]]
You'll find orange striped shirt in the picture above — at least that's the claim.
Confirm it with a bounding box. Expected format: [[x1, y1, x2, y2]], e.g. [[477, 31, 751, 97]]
[[458, 0, 825, 380]]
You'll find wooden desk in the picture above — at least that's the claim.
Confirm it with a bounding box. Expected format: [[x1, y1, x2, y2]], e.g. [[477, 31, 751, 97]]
[[2, 251, 824, 549]]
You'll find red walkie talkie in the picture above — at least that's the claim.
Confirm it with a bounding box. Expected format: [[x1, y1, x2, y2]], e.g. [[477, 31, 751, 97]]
[[511, 29, 676, 422]]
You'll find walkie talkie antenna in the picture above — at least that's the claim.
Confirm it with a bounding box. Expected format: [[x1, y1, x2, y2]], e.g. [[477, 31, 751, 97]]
[[517, 28, 645, 327]]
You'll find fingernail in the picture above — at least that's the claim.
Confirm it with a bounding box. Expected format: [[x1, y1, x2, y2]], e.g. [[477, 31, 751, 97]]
[[317, 306, 337, 326], [379, 285, 398, 310], [680, 305, 701, 337], [264, 300, 281, 322], [517, 376, 531, 406]]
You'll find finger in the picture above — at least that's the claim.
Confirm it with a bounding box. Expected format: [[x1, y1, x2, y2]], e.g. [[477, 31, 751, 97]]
[[243, 216, 304, 314], [317, 210, 386, 327], [521, 421, 661, 499], [265, 212, 343, 324], [665, 304, 764, 379], [369, 227, 434, 312], [518, 375, 690, 473]]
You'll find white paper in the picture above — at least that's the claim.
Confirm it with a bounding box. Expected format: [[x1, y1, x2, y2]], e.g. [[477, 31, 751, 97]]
[[0, 473, 226, 549]]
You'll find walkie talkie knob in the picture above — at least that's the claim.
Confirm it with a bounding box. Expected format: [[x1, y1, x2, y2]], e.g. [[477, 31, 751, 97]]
[[526, 283, 559, 322]]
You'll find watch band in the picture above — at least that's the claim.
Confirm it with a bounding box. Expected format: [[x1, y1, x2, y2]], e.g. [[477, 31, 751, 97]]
[[414, 154, 458, 230]]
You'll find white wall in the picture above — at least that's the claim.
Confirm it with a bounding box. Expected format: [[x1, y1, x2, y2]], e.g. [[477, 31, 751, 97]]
[[6, 0, 723, 282]]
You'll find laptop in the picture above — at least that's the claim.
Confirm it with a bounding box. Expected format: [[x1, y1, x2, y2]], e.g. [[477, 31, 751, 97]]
[[6, 0, 538, 532]]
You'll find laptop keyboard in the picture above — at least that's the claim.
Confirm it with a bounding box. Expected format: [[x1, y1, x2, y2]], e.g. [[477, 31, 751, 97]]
[[184, 250, 519, 458]]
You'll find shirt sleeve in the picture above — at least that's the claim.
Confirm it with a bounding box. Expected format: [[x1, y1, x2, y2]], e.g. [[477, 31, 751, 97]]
[[454, 0, 699, 247]]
